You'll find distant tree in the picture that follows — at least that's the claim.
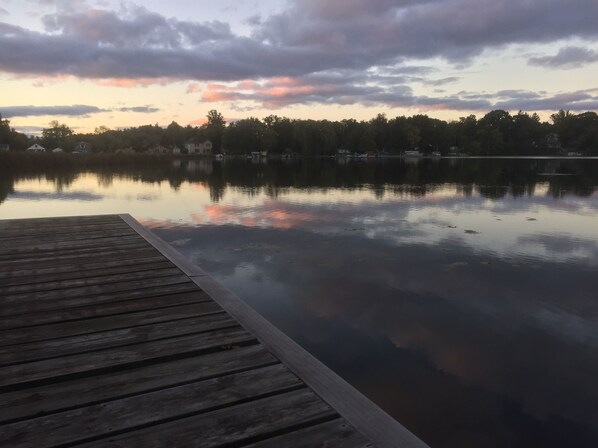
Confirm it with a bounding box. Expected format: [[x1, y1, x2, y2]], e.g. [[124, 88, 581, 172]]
[[511, 111, 546, 154], [370, 113, 389, 151], [94, 125, 111, 135], [223, 118, 275, 154], [570, 112, 598, 153], [42, 120, 74, 150], [207, 109, 226, 127], [478, 110, 513, 154], [0, 114, 11, 144], [206, 110, 226, 152], [163, 121, 184, 148], [263, 115, 294, 154]]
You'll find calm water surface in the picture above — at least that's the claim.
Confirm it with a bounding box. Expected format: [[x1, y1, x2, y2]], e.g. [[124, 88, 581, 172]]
[[1, 158, 597, 447]]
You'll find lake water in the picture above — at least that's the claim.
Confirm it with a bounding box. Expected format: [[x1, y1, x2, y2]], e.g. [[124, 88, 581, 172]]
[[1, 157, 597, 447]]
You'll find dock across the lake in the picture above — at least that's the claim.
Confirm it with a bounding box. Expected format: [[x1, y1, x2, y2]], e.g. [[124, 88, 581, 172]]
[[0, 214, 428, 448]]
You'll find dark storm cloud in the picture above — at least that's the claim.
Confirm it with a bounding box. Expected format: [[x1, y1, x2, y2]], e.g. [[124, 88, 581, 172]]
[[528, 46, 598, 69], [1, 0, 598, 81], [0, 104, 107, 117], [257, 0, 598, 64]]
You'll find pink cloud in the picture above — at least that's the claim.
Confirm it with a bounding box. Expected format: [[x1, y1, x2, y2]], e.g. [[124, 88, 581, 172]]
[[95, 77, 172, 88], [186, 82, 201, 93], [201, 90, 234, 102], [199, 77, 343, 108]]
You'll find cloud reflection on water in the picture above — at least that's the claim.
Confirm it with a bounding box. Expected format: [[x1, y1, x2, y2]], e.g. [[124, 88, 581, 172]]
[[152, 218, 598, 448], [8, 190, 104, 201]]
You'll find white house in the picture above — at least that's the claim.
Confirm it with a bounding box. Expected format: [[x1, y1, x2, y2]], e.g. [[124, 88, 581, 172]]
[[27, 143, 46, 152], [52, 147, 64, 153], [0, 144, 9, 152], [185, 140, 213, 156]]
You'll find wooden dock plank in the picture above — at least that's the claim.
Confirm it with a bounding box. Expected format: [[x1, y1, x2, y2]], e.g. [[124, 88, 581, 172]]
[[78, 388, 337, 448], [0, 312, 236, 365], [0, 288, 209, 327], [243, 418, 374, 448], [0, 345, 277, 424], [0, 327, 257, 390], [0, 364, 303, 448], [0, 234, 146, 259], [0, 222, 138, 240], [0, 227, 138, 248], [0, 273, 192, 304], [0, 214, 122, 231], [0, 215, 429, 448], [0, 266, 183, 295], [0, 301, 223, 345], [0, 257, 172, 286], [0, 244, 157, 270]]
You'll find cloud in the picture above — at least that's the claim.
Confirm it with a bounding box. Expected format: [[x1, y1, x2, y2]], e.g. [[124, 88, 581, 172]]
[[528, 46, 598, 69], [0, 105, 107, 117], [12, 125, 45, 135], [117, 106, 160, 113], [1, 104, 161, 117], [1, 0, 597, 84], [186, 83, 201, 94], [198, 70, 598, 112], [0, 7, 8, 16], [257, 0, 598, 65], [425, 77, 460, 87], [493, 88, 598, 111], [94, 77, 172, 88]]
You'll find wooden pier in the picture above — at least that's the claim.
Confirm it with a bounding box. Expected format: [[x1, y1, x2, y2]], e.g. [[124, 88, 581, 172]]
[[0, 214, 428, 448]]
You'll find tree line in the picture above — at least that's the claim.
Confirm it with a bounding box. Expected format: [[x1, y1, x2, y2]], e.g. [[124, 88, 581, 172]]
[[1, 109, 597, 156]]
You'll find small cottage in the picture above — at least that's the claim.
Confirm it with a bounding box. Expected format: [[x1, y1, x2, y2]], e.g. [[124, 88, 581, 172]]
[[27, 143, 46, 152]]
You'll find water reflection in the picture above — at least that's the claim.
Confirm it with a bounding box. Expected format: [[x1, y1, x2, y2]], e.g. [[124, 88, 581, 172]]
[[152, 223, 598, 448], [2, 158, 598, 207], [1, 158, 597, 447]]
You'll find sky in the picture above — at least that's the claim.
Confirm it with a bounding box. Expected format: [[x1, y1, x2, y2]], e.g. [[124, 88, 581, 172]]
[[1, 0, 598, 135]]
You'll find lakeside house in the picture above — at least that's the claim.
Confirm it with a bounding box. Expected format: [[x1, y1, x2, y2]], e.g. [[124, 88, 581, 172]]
[[27, 143, 45, 152], [52, 147, 64, 153], [146, 145, 170, 155], [404, 150, 421, 157], [0, 144, 9, 152], [74, 141, 92, 153], [185, 140, 213, 156], [146, 145, 183, 155]]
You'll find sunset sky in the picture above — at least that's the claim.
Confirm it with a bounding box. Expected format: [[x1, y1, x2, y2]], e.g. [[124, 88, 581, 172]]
[[1, 0, 598, 135]]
